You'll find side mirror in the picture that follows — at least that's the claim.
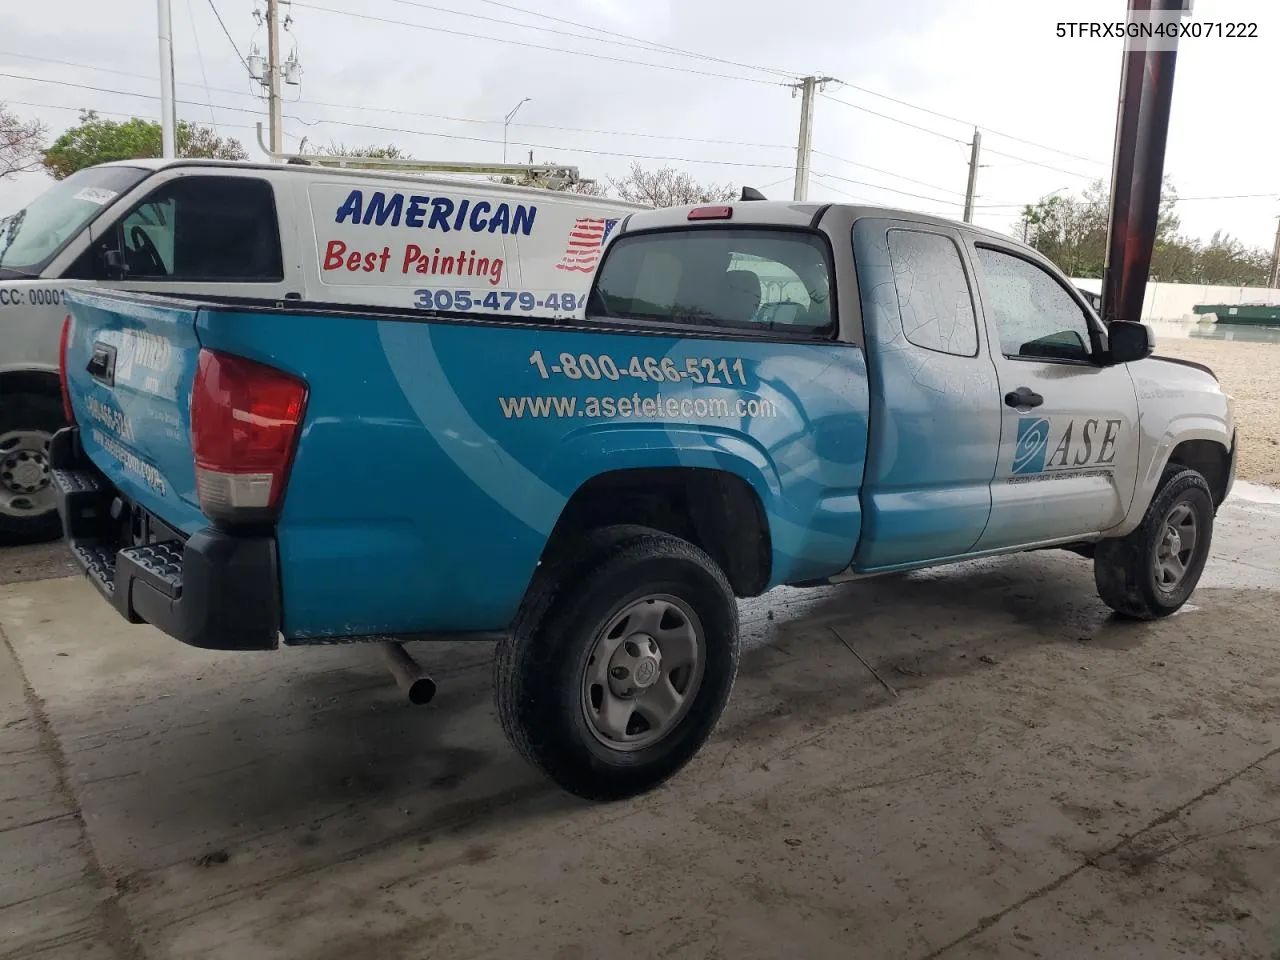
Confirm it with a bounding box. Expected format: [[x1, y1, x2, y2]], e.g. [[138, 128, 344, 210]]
[[102, 248, 129, 281], [1107, 319, 1154, 364]]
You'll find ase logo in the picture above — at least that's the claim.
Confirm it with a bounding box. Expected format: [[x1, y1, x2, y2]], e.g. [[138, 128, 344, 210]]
[[1012, 416, 1122, 476]]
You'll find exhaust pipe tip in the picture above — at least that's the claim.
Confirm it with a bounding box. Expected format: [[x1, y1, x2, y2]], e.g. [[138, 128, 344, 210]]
[[379, 641, 436, 706], [406, 675, 437, 706]]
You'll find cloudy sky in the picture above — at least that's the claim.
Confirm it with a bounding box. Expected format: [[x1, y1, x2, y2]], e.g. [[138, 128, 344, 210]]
[[3, 0, 1278, 249]]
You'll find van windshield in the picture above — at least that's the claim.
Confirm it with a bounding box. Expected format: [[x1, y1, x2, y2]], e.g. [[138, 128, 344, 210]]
[[0, 166, 149, 278]]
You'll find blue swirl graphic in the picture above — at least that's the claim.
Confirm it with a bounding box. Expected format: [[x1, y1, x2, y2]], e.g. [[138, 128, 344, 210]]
[[1013, 417, 1050, 475]]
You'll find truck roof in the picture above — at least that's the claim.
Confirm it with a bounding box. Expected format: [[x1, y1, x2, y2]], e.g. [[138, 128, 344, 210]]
[[89, 158, 649, 209], [620, 199, 1029, 250]]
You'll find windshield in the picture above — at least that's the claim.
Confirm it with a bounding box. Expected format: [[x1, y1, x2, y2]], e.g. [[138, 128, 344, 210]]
[[0, 165, 149, 278]]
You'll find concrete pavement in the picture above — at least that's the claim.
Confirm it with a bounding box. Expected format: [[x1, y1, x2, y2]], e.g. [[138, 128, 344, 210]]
[[1, 489, 1278, 959]]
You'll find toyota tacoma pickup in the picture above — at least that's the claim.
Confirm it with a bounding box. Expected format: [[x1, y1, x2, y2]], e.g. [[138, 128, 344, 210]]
[[51, 199, 1236, 800]]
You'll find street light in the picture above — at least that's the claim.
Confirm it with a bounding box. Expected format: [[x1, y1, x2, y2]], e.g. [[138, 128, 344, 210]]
[[503, 98, 531, 164]]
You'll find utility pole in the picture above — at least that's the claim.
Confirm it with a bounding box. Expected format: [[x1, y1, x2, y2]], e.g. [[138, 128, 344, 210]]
[[1268, 216, 1280, 288], [266, 0, 283, 155], [157, 0, 176, 158], [963, 128, 981, 223], [791, 76, 833, 202]]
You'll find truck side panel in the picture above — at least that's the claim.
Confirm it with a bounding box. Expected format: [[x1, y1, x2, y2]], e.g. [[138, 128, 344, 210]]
[[194, 311, 870, 640]]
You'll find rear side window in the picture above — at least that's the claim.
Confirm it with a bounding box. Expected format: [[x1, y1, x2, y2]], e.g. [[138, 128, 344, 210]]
[[106, 177, 283, 283], [886, 229, 978, 357], [588, 228, 833, 333]]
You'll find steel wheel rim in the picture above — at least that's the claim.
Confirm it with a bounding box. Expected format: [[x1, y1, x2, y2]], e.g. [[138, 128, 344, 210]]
[[0, 429, 54, 519], [1153, 500, 1198, 591], [580, 593, 706, 752]]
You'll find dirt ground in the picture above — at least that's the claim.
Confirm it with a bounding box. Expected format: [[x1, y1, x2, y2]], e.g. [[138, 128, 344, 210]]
[[1157, 337, 1280, 483], [2, 488, 1279, 960]]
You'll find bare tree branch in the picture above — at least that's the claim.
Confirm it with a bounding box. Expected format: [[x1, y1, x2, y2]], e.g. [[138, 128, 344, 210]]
[[0, 103, 47, 180]]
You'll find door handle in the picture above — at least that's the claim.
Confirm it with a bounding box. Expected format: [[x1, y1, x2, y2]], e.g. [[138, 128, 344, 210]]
[[1004, 386, 1044, 409], [87, 342, 116, 386]]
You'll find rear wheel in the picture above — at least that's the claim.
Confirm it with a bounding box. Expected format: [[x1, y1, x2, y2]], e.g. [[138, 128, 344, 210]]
[[0, 392, 64, 546], [1094, 466, 1214, 620], [494, 526, 740, 801]]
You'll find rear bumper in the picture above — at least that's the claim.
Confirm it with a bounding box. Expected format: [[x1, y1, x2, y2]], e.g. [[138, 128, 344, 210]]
[[50, 427, 281, 651]]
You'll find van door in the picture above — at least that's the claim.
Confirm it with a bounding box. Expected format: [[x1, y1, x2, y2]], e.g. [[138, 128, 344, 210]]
[[66, 172, 297, 301], [969, 242, 1140, 550]]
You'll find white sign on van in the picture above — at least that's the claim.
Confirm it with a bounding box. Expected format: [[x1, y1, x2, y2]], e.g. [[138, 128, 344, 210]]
[[308, 182, 624, 319]]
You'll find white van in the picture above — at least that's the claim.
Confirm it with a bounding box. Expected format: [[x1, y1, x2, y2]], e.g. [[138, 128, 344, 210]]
[[0, 158, 646, 543]]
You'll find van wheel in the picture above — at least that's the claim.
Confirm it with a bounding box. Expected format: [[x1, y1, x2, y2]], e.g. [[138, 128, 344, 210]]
[[1094, 466, 1214, 620], [0, 392, 65, 546], [494, 526, 740, 801]]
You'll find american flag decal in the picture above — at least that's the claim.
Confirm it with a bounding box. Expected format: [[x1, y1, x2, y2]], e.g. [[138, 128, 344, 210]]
[[555, 217, 619, 272]]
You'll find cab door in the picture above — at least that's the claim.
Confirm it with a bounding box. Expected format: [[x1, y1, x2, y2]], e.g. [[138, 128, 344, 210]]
[[969, 242, 1140, 550], [851, 219, 1002, 571]]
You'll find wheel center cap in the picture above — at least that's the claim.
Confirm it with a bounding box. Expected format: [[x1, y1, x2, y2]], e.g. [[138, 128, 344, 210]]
[[1166, 529, 1182, 555], [4, 456, 46, 493], [633, 656, 660, 688]]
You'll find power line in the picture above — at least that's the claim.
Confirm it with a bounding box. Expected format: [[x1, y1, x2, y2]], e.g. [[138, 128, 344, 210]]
[[1, 49, 799, 150], [3, 97, 285, 137], [205, 0, 252, 74], [819, 94, 969, 145], [186, 0, 219, 131], [384, 0, 799, 80], [811, 149, 966, 197], [466, 0, 798, 80], [0, 50, 254, 99], [810, 168, 965, 207], [1, 71, 794, 171], [830, 79, 1107, 167], [809, 172, 960, 216], [980, 146, 1097, 181], [291, 2, 787, 86]]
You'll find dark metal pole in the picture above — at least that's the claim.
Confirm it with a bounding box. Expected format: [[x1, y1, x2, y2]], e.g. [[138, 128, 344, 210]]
[[1100, 0, 1184, 324]]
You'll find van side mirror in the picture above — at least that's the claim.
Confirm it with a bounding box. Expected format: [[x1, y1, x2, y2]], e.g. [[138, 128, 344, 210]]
[[1107, 320, 1154, 364], [102, 248, 129, 281]]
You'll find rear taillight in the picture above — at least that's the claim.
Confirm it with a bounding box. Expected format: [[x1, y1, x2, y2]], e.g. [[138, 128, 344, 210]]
[[190, 349, 307, 522], [58, 314, 75, 423]]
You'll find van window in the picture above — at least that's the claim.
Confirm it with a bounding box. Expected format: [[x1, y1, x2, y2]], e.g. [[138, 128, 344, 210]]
[[588, 229, 833, 333], [96, 177, 283, 283], [0, 166, 149, 279], [886, 229, 978, 357]]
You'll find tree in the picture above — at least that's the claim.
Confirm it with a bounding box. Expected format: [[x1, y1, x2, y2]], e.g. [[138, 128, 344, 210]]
[[608, 163, 736, 207], [1, 103, 46, 180], [1013, 177, 1270, 286], [41, 111, 247, 179], [299, 138, 411, 160]]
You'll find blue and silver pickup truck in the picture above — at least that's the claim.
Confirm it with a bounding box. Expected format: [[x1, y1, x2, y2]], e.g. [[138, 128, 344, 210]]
[[52, 199, 1235, 800]]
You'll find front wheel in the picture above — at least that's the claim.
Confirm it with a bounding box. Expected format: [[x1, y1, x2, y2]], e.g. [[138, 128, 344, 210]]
[[494, 526, 740, 801], [1094, 466, 1214, 620], [0, 392, 65, 546]]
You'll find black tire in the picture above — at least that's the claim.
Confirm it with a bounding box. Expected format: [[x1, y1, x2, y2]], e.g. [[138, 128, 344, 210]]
[[494, 525, 740, 801], [0, 391, 66, 546], [1094, 466, 1214, 620]]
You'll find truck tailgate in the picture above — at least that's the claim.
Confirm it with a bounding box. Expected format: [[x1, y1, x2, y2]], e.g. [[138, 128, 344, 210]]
[[61, 288, 207, 535]]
